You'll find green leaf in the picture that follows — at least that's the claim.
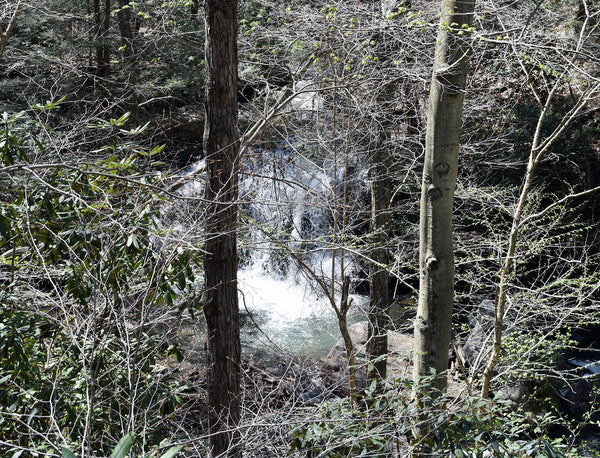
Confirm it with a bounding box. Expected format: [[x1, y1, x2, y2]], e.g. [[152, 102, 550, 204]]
[[112, 112, 131, 127], [61, 448, 78, 458], [158, 445, 183, 458], [367, 379, 377, 395], [110, 433, 134, 458], [126, 233, 137, 247], [491, 440, 500, 453], [148, 144, 166, 156]]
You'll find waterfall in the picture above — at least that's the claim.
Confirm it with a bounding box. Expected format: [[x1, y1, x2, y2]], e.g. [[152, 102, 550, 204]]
[[175, 139, 369, 356]]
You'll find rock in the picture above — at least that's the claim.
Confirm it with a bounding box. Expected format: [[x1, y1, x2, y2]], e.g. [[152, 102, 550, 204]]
[[461, 299, 495, 367], [242, 354, 335, 408], [323, 321, 413, 394]]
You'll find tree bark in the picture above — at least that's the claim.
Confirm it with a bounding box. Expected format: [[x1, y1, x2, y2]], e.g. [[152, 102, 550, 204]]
[[365, 0, 397, 389], [203, 1, 241, 457], [412, 0, 475, 396], [190, 0, 199, 18], [93, 0, 111, 77], [336, 276, 357, 399], [116, 0, 136, 61], [116, 0, 141, 120], [366, 120, 391, 385]]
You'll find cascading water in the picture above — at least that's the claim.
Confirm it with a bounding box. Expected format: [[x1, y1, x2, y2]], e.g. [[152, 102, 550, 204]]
[[176, 140, 369, 357]]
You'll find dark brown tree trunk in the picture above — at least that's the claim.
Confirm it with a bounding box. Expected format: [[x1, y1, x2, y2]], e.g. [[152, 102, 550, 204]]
[[116, 0, 136, 61], [115, 0, 140, 121], [366, 133, 391, 385], [365, 0, 395, 388], [203, 1, 241, 457], [190, 0, 199, 18], [93, 0, 111, 77]]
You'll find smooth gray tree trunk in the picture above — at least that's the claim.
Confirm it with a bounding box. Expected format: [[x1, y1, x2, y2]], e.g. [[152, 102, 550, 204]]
[[413, 0, 475, 395]]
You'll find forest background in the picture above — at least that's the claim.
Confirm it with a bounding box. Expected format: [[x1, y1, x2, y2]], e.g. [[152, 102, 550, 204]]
[[1, 0, 600, 456]]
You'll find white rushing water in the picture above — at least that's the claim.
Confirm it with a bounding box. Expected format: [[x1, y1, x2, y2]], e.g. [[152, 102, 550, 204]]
[[176, 141, 368, 356], [238, 251, 366, 356]]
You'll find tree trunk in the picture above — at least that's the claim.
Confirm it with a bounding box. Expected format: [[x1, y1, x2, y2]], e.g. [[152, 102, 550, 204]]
[[336, 276, 357, 399], [203, 1, 241, 457], [366, 124, 391, 385], [116, 0, 136, 61], [365, 0, 398, 389], [115, 0, 141, 120], [93, 0, 111, 77], [412, 0, 475, 396], [190, 0, 199, 18], [479, 80, 600, 398]]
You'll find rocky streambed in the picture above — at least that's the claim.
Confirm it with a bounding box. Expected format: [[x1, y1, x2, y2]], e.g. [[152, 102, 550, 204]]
[[167, 315, 600, 451]]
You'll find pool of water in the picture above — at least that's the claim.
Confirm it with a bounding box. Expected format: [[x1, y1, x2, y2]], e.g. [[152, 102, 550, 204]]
[[238, 266, 367, 358]]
